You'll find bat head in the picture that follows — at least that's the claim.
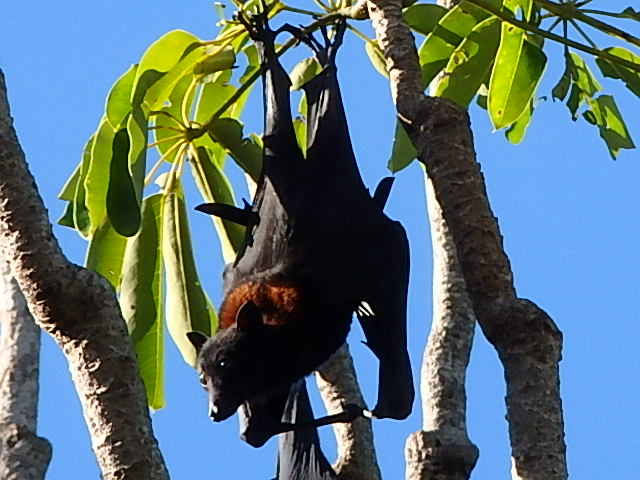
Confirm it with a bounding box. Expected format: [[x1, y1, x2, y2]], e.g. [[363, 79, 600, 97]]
[[187, 301, 294, 422]]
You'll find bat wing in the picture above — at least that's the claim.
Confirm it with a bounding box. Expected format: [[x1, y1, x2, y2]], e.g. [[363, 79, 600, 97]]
[[238, 380, 337, 479], [274, 380, 338, 480]]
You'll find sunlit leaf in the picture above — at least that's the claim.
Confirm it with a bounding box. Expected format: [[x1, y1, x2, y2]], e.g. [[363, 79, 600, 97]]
[[191, 146, 244, 262], [106, 65, 138, 129], [290, 57, 323, 90], [163, 183, 218, 366], [58, 163, 81, 201], [85, 118, 115, 233], [293, 116, 307, 157], [504, 0, 532, 20], [552, 54, 572, 101], [505, 100, 534, 144], [107, 129, 141, 236], [127, 106, 148, 206], [193, 45, 236, 80], [418, 0, 496, 87], [131, 30, 201, 106], [85, 215, 127, 290], [403, 4, 447, 36], [208, 118, 263, 182], [595, 47, 640, 98], [488, 25, 546, 129], [64, 136, 94, 236], [120, 194, 165, 409], [568, 52, 601, 97], [387, 121, 417, 173], [583, 95, 635, 159], [435, 17, 501, 107]]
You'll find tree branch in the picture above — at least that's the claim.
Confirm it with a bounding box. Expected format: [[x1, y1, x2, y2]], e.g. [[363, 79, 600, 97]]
[[365, 1, 568, 478], [0, 258, 51, 479], [316, 344, 381, 480], [0, 69, 169, 480]]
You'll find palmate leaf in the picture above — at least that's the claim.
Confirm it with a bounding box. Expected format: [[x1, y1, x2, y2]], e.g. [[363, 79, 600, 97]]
[[435, 17, 501, 108], [120, 194, 165, 409], [85, 215, 128, 290], [583, 95, 635, 159], [403, 4, 448, 36], [387, 121, 417, 173], [488, 25, 546, 130], [107, 128, 141, 237], [595, 47, 640, 98], [191, 146, 244, 262], [106, 65, 138, 129], [208, 118, 263, 182], [162, 181, 217, 367], [417, 0, 499, 88]]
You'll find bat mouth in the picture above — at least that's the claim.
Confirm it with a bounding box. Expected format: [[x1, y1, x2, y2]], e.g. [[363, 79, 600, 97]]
[[209, 399, 240, 422]]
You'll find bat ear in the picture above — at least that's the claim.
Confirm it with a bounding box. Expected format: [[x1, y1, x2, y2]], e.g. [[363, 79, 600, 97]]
[[187, 331, 209, 353], [236, 301, 263, 331]]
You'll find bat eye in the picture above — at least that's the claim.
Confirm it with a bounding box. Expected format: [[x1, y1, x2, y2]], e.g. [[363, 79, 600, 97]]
[[216, 361, 226, 368], [199, 373, 207, 386]]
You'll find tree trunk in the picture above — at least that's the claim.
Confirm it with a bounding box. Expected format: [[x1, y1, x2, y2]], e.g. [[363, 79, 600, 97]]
[[316, 344, 382, 480], [0, 258, 51, 479], [0, 70, 169, 480], [366, 1, 568, 478]]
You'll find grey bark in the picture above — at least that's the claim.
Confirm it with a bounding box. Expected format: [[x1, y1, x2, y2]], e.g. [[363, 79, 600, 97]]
[[0, 70, 169, 480], [405, 180, 478, 480], [316, 344, 382, 480], [0, 258, 51, 479], [366, 1, 568, 479]]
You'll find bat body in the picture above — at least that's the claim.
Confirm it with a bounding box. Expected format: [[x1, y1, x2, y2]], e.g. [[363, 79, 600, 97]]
[[189, 13, 413, 475]]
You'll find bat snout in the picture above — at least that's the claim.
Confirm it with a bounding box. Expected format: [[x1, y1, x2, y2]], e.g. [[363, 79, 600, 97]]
[[208, 397, 238, 422]]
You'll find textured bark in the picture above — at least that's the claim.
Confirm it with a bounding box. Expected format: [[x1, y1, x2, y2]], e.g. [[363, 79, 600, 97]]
[[0, 258, 51, 479], [366, 1, 568, 479], [316, 344, 382, 480], [405, 180, 478, 480], [0, 70, 169, 480]]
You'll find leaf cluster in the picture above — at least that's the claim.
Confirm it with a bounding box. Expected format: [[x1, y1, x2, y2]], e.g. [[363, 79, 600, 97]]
[[58, 0, 639, 408]]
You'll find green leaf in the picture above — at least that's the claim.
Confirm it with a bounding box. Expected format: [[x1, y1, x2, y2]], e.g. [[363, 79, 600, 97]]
[[552, 54, 572, 101], [488, 25, 547, 129], [106, 65, 138, 129], [365, 40, 388, 78], [85, 118, 115, 233], [131, 30, 201, 106], [66, 136, 94, 236], [417, 0, 496, 87], [595, 47, 640, 98], [162, 184, 217, 366], [127, 106, 149, 206], [403, 4, 448, 36], [568, 52, 602, 97], [583, 95, 635, 159], [85, 215, 128, 290], [293, 116, 307, 157], [290, 57, 323, 90], [435, 17, 501, 107], [107, 129, 141, 236], [504, 0, 532, 20], [120, 194, 165, 409], [505, 99, 534, 144], [193, 45, 236, 80], [191, 146, 244, 262], [208, 118, 263, 182], [387, 121, 417, 173], [58, 164, 82, 201]]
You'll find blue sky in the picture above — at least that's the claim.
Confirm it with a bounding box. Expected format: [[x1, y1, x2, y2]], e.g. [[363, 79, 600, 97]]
[[1, 1, 639, 479]]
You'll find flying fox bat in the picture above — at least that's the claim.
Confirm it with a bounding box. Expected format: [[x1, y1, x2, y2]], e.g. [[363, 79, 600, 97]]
[[188, 11, 413, 471]]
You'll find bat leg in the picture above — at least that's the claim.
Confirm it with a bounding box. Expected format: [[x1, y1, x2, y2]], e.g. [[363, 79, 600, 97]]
[[372, 177, 395, 210]]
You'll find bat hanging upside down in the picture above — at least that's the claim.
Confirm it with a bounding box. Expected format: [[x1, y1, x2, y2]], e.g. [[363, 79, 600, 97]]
[[187, 9, 413, 464]]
